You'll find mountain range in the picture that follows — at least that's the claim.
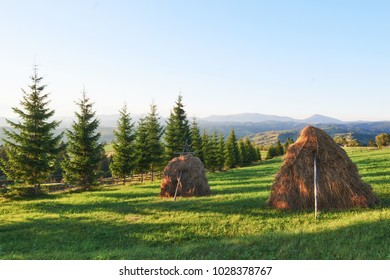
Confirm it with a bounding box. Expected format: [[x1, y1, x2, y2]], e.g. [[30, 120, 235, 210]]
[[1, 113, 390, 146]]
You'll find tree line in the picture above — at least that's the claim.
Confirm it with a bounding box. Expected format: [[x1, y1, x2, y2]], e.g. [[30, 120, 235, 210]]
[[0, 69, 261, 193]]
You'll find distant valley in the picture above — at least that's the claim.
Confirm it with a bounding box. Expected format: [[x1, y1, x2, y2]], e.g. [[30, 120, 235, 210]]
[[1, 113, 390, 146]]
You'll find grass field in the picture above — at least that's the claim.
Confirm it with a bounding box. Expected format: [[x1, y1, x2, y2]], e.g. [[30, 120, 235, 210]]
[[0, 147, 389, 260]]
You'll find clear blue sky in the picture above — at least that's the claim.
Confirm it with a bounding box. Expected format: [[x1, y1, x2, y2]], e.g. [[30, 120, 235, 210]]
[[1, 0, 389, 121]]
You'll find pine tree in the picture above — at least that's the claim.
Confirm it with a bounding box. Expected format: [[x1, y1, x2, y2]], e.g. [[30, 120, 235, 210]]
[[238, 137, 251, 166], [224, 129, 240, 169], [283, 137, 294, 152], [217, 133, 225, 171], [0, 145, 6, 178], [208, 131, 219, 172], [144, 103, 165, 181], [164, 95, 190, 160], [62, 91, 103, 189], [255, 145, 262, 161], [201, 130, 210, 170], [98, 149, 112, 178], [190, 117, 203, 162], [110, 104, 136, 185], [276, 140, 284, 156], [245, 137, 257, 163], [134, 117, 149, 182], [0, 68, 63, 193]]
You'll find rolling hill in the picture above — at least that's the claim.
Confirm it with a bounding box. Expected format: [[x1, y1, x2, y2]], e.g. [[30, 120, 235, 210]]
[[1, 113, 390, 146]]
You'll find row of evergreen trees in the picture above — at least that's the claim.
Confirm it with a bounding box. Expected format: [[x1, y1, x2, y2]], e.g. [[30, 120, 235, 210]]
[[266, 138, 294, 159], [0, 69, 261, 192]]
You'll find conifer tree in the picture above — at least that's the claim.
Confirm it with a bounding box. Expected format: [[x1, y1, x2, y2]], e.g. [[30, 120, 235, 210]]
[[98, 149, 112, 178], [62, 91, 103, 189], [110, 104, 136, 185], [276, 140, 284, 156], [201, 130, 210, 170], [207, 131, 219, 172], [164, 95, 190, 160], [190, 117, 203, 162], [224, 129, 240, 169], [238, 137, 249, 166], [134, 117, 149, 182], [0, 68, 63, 193], [255, 145, 262, 161], [283, 137, 294, 152], [144, 103, 165, 181], [0, 145, 6, 178], [217, 133, 225, 171], [245, 137, 257, 163]]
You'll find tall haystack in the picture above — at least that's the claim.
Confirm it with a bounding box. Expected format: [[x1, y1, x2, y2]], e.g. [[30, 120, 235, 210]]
[[160, 154, 210, 197], [269, 126, 379, 210]]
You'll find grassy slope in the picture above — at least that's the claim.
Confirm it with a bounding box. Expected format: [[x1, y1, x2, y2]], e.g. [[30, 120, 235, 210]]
[[0, 148, 389, 260]]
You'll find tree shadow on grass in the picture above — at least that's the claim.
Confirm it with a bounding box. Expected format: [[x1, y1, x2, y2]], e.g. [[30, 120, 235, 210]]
[[1, 216, 389, 260], [181, 219, 390, 260]]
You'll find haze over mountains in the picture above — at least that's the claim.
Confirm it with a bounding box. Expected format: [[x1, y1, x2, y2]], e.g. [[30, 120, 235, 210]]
[[202, 113, 345, 124], [1, 113, 390, 146]]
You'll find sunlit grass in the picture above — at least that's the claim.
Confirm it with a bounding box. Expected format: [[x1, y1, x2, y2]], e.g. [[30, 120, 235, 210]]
[[0, 148, 389, 259]]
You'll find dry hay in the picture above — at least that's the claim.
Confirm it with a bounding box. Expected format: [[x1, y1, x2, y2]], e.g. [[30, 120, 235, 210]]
[[160, 154, 210, 197], [268, 126, 379, 210]]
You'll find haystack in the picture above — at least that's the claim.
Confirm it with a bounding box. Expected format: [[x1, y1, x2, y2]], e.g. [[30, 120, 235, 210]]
[[160, 154, 210, 197], [269, 126, 379, 210]]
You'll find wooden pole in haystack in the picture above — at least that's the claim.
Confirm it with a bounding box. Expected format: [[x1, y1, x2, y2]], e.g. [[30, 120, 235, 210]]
[[314, 154, 318, 219], [173, 139, 193, 201], [173, 170, 182, 201]]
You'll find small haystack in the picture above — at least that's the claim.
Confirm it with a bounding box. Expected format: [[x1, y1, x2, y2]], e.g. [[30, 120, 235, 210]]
[[160, 154, 210, 197], [269, 126, 379, 210]]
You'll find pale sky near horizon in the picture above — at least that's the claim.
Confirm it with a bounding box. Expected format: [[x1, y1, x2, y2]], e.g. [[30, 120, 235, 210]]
[[1, 0, 389, 121]]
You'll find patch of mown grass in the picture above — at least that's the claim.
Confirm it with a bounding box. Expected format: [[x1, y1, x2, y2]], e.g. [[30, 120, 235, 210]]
[[0, 148, 389, 259]]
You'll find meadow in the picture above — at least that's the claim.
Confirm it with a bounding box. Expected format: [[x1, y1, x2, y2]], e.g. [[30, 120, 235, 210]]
[[0, 147, 389, 260]]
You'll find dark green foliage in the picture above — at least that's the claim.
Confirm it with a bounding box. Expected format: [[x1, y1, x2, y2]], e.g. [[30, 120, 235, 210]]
[[0, 145, 6, 178], [62, 91, 103, 189], [190, 118, 203, 162], [238, 137, 260, 167], [50, 141, 67, 182], [144, 103, 165, 180], [99, 149, 112, 179], [266, 146, 279, 159], [217, 133, 225, 171], [283, 137, 294, 152], [238, 138, 249, 166], [266, 140, 285, 159], [224, 129, 240, 169], [275, 140, 284, 155], [164, 95, 190, 160], [205, 131, 219, 172], [110, 104, 136, 184], [134, 117, 149, 179], [0, 68, 63, 193]]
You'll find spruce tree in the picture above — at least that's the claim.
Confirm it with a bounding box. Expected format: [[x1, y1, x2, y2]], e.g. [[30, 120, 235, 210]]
[[0, 68, 63, 193], [224, 129, 240, 169], [238, 137, 251, 167], [201, 130, 210, 169], [164, 95, 190, 160], [207, 131, 219, 172], [276, 140, 284, 156], [244, 137, 257, 163], [62, 91, 103, 189], [144, 103, 165, 181], [217, 133, 225, 171], [134, 117, 149, 182], [190, 117, 203, 162], [110, 104, 136, 185]]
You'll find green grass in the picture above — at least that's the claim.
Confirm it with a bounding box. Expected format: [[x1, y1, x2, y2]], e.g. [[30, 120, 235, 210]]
[[0, 148, 389, 260]]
